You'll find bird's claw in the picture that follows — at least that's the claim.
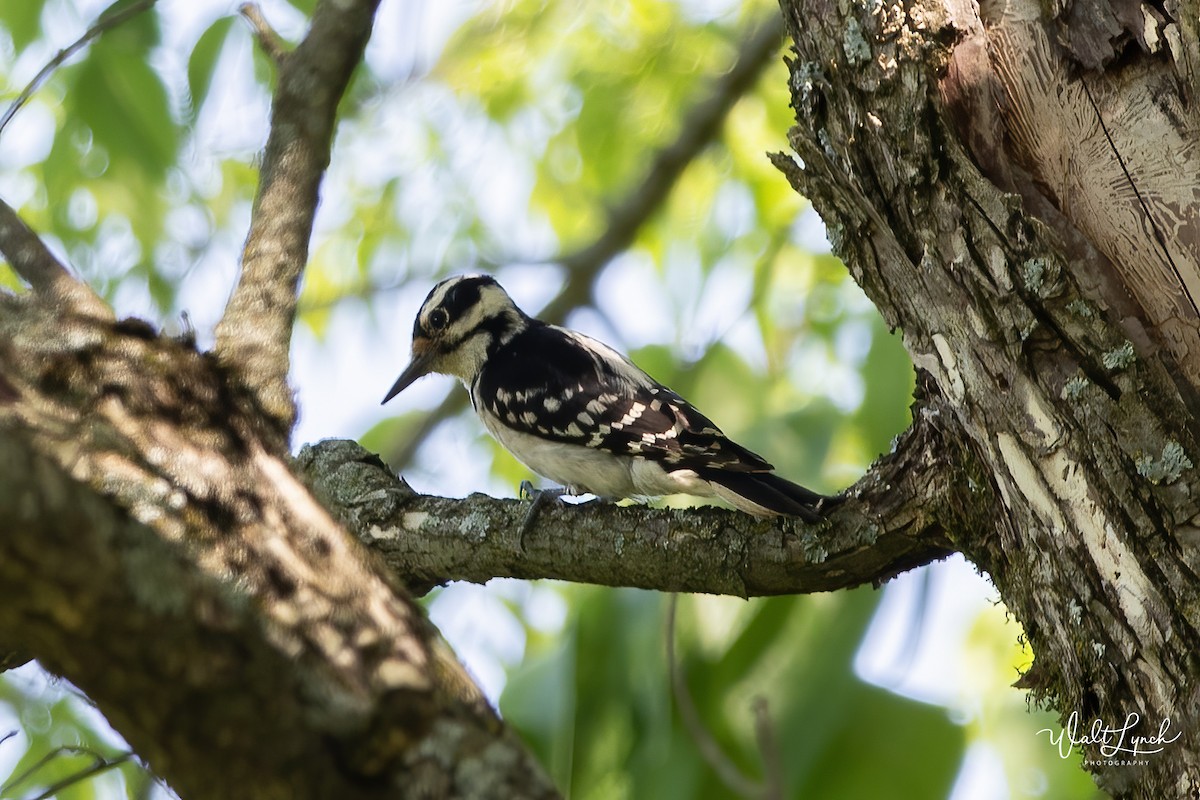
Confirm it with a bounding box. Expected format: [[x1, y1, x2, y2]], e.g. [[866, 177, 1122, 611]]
[[518, 483, 567, 550]]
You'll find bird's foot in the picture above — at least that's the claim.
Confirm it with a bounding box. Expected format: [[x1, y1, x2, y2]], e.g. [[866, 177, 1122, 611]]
[[518, 481, 568, 550], [517, 483, 616, 549]]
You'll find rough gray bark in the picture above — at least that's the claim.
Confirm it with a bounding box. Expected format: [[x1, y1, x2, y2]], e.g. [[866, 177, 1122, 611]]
[[772, 0, 1200, 796], [299, 410, 959, 598], [0, 300, 557, 800]]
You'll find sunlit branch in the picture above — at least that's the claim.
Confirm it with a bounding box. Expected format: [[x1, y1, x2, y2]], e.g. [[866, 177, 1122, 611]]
[[215, 0, 382, 436], [0, 0, 158, 139], [0, 197, 111, 320], [0, 292, 559, 796]]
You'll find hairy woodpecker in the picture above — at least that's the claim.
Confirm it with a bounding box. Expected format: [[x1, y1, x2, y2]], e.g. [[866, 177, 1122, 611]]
[[382, 274, 827, 521]]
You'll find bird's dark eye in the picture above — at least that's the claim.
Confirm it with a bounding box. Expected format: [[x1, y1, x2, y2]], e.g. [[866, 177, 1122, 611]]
[[427, 308, 449, 331]]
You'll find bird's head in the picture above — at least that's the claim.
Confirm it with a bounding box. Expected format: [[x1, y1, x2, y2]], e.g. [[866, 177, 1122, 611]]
[[382, 274, 527, 403]]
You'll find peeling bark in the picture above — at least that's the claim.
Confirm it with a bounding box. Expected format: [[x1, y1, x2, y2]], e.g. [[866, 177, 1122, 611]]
[[776, 0, 1200, 795]]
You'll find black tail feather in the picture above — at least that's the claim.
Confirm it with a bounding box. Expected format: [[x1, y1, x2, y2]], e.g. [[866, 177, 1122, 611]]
[[704, 470, 832, 522]]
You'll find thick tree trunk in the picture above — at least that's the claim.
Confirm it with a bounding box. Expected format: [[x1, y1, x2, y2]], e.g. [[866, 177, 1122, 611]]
[[772, 0, 1200, 795]]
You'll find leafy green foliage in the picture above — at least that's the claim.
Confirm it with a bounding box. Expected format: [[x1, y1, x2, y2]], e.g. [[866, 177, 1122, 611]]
[[504, 589, 964, 799], [0, 0, 47, 51], [0, 674, 151, 799], [186, 16, 235, 124], [73, 44, 175, 176]]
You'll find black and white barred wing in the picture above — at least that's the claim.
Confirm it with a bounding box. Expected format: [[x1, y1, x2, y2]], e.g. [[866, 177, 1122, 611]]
[[475, 324, 772, 473]]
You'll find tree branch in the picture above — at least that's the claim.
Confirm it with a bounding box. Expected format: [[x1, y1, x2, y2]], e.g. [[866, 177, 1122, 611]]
[[0, 197, 111, 320], [214, 0, 381, 435], [301, 393, 960, 598], [383, 11, 786, 469], [0, 297, 558, 799]]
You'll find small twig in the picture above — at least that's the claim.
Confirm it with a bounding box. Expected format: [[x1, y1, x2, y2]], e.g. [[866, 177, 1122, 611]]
[[0, 730, 16, 748], [666, 594, 766, 799], [751, 698, 784, 800], [1, 745, 120, 796], [0, 0, 158, 139], [22, 751, 135, 800], [239, 3, 289, 64]]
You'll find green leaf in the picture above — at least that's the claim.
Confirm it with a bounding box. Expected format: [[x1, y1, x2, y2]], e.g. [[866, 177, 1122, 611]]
[[504, 584, 964, 799], [285, 0, 317, 15], [499, 635, 578, 788], [856, 315, 915, 454], [97, 0, 161, 49], [360, 410, 428, 456], [186, 16, 235, 123], [796, 683, 963, 798], [71, 41, 179, 180], [0, 0, 46, 50]]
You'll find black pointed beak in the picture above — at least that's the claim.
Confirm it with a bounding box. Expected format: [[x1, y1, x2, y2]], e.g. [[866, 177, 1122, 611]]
[[382, 348, 435, 404]]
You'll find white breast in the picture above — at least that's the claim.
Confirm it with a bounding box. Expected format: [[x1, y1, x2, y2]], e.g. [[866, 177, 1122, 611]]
[[478, 405, 636, 497], [473, 398, 719, 504]]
